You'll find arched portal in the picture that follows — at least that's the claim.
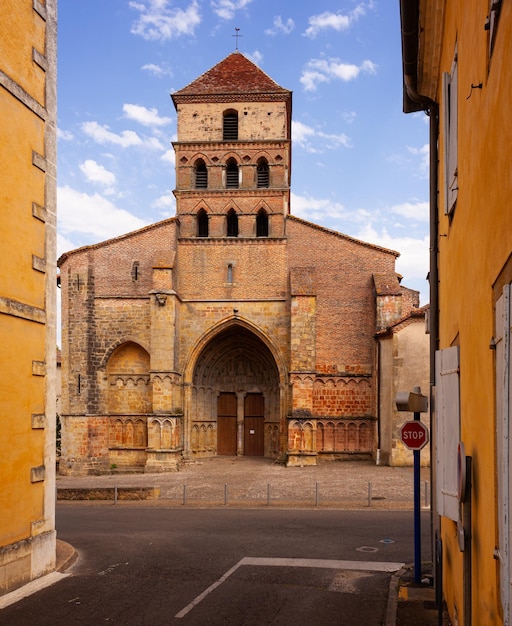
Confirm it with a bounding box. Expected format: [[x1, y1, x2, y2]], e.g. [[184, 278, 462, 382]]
[[188, 324, 281, 459]]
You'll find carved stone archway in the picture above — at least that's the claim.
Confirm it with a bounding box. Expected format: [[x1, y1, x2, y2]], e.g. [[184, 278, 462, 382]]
[[187, 323, 282, 459]]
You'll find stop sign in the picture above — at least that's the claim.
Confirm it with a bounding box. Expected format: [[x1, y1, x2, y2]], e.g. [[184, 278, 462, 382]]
[[400, 420, 429, 451]]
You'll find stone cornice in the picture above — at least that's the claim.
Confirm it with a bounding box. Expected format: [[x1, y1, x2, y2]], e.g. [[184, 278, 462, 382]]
[[0, 297, 46, 324], [173, 92, 291, 105]]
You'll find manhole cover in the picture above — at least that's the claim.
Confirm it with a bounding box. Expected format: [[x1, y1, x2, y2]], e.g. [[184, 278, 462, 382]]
[[356, 546, 379, 553]]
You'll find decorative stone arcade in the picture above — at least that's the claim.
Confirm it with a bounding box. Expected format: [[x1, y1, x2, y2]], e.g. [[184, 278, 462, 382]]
[[184, 322, 284, 460]]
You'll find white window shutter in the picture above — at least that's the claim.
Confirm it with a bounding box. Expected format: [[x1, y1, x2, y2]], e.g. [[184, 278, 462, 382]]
[[435, 345, 460, 521], [497, 284, 512, 624], [443, 52, 459, 216]]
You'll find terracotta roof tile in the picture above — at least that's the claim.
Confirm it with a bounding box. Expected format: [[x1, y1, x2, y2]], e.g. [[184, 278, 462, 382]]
[[173, 51, 290, 97]]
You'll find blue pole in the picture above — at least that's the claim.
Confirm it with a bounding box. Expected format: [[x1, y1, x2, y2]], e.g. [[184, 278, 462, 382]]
[[414, 411, 421, 583]]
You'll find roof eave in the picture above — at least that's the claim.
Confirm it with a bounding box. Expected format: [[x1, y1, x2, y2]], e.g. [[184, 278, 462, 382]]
[[399, 0, 434, 113]]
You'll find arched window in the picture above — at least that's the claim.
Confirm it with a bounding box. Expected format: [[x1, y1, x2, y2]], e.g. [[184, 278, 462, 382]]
[[256, 208, 269, 237], [226, 158, 239, 189], [227, 209, 238, 237], [257, 158, 269, 188], [223, 109, 238, 140], [197, 208, 208, 237], [227, 264, 233, 283], [194, 159, 207, 189]]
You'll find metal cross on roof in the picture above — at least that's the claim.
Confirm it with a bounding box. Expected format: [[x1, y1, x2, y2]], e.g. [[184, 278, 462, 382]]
[[233, 27, 243, 50]]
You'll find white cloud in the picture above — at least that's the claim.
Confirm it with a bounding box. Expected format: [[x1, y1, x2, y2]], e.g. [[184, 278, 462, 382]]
[[342, 111, 357, 124], [79, 159, 116, 189], [82, 121, 142, 147], [161, 148, 176, 165], [300, 58, 377, 91], [130, 0, 201, 41], [265, 16, 294, 36], [141, 62, 173, 77], [152, 191, 176, 213], [82, 121, 165, 150], [291, 192, 350, 224], [57, 185, 147, 243], [291, 192, 372, 229], [58, 128, 74, 141], [356, 224, 429, 285], [407, 143, 430, 178], [245, 50, 263, 66], [123, 104, 172, 127], [292, 121, 316, 146], [389, 200, 429, 222], [303, 3, 370, 39], [57, 232, 76, 260], [211, 0, 254, 20], [292, 120, 350, 152]]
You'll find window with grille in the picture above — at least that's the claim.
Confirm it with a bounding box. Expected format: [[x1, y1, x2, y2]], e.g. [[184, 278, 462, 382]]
[[197, 209, 208, 237], [195, 159, 207, 189], [227, 209, 238, 237], [256, 208, 269, 237], [257, 158, 269, 188], [226, 158, 239, 189], [223, 110, 238, 141]]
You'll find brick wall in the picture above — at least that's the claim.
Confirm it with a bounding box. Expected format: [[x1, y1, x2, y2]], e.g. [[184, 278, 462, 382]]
[[287, 216, 397, 374]]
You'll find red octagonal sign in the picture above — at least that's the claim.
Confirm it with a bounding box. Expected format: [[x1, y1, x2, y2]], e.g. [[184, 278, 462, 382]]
[[400, 420, 429, 451]]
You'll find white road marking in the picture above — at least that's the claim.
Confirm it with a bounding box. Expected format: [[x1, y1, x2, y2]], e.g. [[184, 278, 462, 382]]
[[175, 557, 405, 618]]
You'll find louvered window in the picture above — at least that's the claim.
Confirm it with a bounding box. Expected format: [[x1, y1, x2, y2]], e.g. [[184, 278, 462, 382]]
[[195, 159, 207, 189], [226, 159, 239, 189], [197, 209, 208, 237], [435, 345, 460, 522], [257, 159, 269, 188], [223, 110, 238, 141], [227, 209, 238, 237], [256, 209, 269, 237], [486, 0, 502, 57], [442, 49, 458, 216], [496, 284, 512, 624]]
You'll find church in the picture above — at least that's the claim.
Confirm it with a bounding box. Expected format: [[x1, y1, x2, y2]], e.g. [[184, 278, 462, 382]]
[[58, 52, 427, 475]]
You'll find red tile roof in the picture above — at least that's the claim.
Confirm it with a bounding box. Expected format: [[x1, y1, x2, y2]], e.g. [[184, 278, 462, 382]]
[[173, 51, 290, 99]]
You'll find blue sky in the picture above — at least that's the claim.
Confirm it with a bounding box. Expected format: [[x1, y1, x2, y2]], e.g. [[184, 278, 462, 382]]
[[57, 0, 429, 303]]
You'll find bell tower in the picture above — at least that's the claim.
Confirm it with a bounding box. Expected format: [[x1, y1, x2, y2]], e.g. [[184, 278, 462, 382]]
[[171, 51, 292, 239]]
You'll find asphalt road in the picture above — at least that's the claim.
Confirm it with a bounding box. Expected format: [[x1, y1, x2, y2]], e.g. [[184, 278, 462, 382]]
[[0, 507, 431, 625]]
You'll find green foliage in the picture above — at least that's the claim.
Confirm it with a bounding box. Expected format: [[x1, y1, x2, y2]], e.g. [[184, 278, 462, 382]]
[[56, 414, 61, 456]]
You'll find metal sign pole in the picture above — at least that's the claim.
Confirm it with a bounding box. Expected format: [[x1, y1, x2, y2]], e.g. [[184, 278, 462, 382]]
[[414, 410, 421, 583]]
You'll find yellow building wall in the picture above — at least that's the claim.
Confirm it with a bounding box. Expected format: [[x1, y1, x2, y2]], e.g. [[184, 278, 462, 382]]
[[435, 1, 512, 623], [0, 0, 57, 596]]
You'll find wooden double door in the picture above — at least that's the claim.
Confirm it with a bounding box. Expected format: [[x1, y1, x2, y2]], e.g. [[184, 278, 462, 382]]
[[217, 392, 264, 456]]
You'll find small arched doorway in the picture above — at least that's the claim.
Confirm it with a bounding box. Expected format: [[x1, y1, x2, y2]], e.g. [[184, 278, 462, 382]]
[[189, 324, 281, 458]]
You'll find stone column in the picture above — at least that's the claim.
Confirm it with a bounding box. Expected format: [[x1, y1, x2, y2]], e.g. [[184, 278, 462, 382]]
[[146, 257, 183, 472], [149, 256, 180, 413], [236, 392, 246, 455]]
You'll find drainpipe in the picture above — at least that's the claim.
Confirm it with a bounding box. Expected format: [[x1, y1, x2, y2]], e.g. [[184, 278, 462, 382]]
[[427, 104, 440, 573], [399, 0, 440, 584]]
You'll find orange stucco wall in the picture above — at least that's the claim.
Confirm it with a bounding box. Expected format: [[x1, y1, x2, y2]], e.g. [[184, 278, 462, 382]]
[[0, 0, 57, 596], [435, 1, 512, 623]]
